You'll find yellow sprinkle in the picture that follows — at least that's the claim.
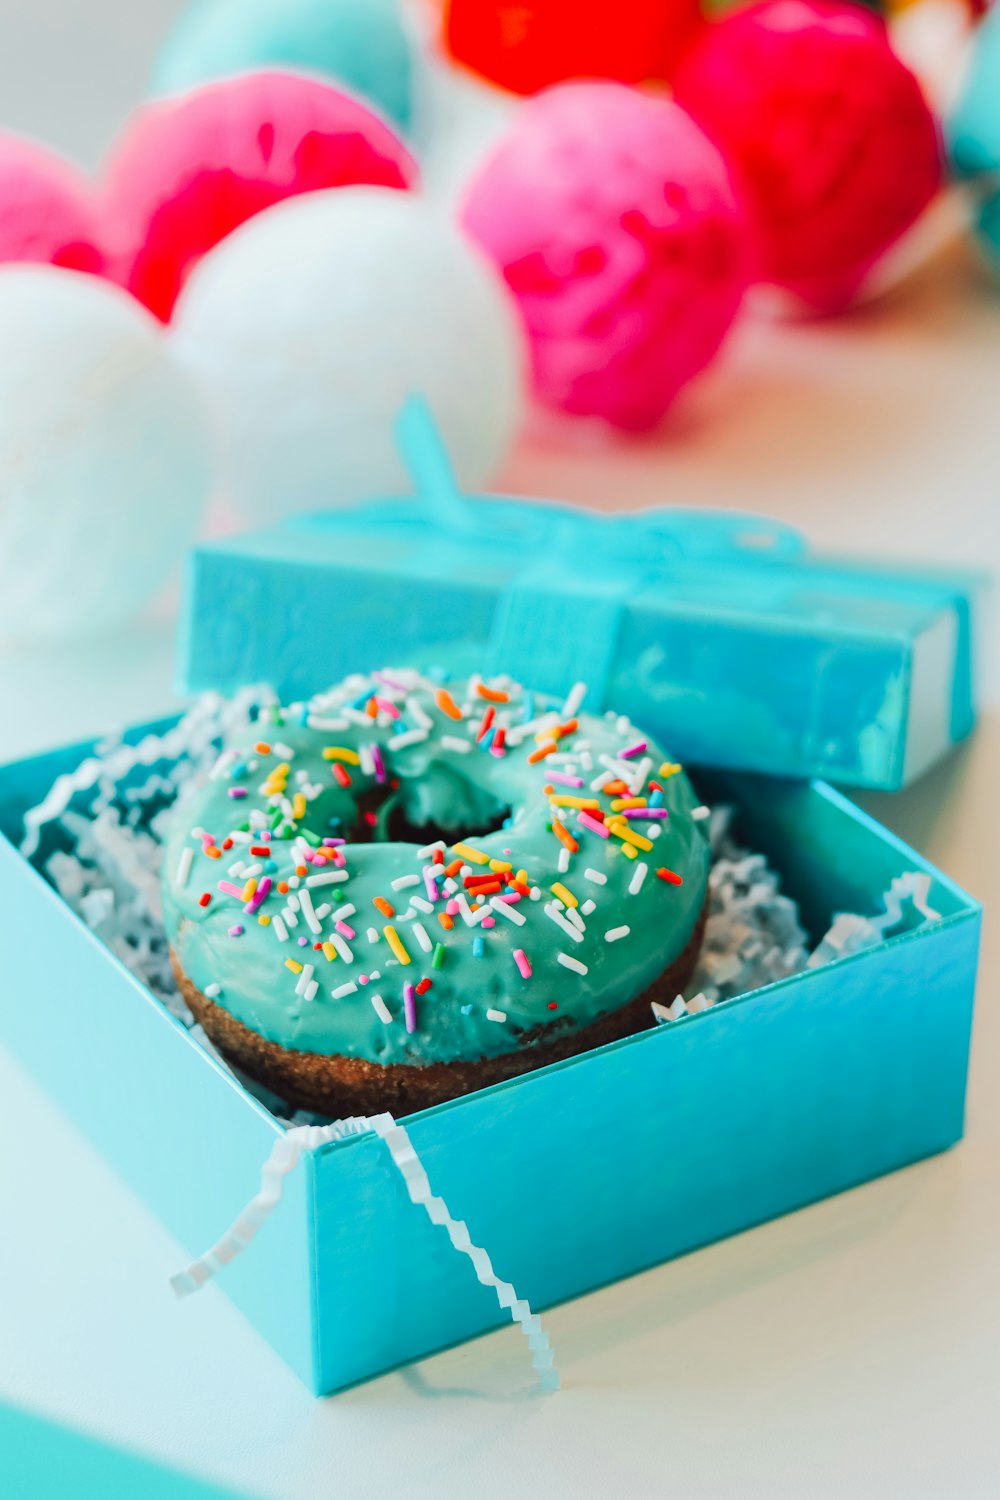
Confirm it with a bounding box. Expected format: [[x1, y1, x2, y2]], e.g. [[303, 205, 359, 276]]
[[548, 796, 600, 810], [659, 762, 682, 778], [258, 914, 271, 926], [384, 925, 411, 965], [321, 942, 337, 962], [292, 792, 307, 821], [489, 859, 513, 873], [322, 746, 361, 764], [621, 843, 638, 860], [551, 881, 578, 909], [607, 819, 653, 853], [284, 959, 303, 974], [241, 878, 257, 902], [610, 797, 647, 811], [515, 868, 529, 887], [452, 842, 489, 866]]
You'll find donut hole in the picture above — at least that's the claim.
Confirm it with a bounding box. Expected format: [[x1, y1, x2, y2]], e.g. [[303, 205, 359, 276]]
[[363, 764, 512, 848]]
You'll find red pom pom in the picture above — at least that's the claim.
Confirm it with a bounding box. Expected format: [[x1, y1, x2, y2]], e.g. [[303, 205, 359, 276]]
[[673, 0, 943, 311], [102, 71, 417, 321], [0, 136, 104, 274], [444, 0, 704, 96]]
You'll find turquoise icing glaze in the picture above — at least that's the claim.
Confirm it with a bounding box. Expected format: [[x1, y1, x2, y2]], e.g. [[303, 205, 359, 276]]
[[162, 670, 710, 1067]]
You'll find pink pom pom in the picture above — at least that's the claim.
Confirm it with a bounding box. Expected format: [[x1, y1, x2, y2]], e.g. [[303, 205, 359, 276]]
[[672, 0, 943, 313], [0, 136, 103, 274], [102, 71, 418, 321], [460, 83, 749, 432]]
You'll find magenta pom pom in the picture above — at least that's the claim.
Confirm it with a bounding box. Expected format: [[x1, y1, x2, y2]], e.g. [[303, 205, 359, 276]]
[[102, 71, 418, 321], [460, 83, 749, 432], [673, 0, 943, 313], [0, 136, 103, 274]]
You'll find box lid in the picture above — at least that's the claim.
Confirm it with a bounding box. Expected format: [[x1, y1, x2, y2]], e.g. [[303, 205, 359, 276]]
[[178, 402, 982, 791]]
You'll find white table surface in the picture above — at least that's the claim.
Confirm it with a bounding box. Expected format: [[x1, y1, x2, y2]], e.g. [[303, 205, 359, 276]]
[[1, 4, 1000, 1495]]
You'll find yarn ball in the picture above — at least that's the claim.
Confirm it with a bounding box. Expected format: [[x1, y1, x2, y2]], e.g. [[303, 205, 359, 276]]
[[102, 71, 417, 322], [0, 135, 104, 274], [443, 0, 704, 95], [169, 187, 525, 518], [459, 83, 749, 431], [672, 0, 944, 313], [0, 267, 212, 641], [947, 4, 1000, 268], [151, 0, 414, 132]]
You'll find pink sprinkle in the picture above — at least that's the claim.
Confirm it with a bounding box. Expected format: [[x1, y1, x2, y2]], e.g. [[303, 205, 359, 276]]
[[423, 866, 440, 903], [547, 771, 584, 787], [513, 949, 532, 979], [358, 974, 369, 986], [374, 696, 400, 720], [217, 880, 244, 899], [403, 981, 417, 1034], [490, 726, 507, 758], [446, 898, 460, 916], [578, 811, 610, 839], [335, 920, 356, 940], [620, 740, 647, 760], [244, 875, 272, 913], [371, 744, 387, 784], [481, 916, 496, 928], [495, 891, 521, 905], [228, 787, 248, 799], [228, 925, 244, 938]]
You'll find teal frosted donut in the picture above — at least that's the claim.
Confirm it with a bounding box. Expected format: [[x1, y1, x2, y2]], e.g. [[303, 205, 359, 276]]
[[163, 669, 710, 1114]]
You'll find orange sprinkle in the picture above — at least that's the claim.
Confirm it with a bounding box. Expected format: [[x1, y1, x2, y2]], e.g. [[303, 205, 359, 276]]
[[435, 687, 463, 721], [373, 896, 395, 918], [656, 866, 684, 886], [205, 845, 222, 860], [477, 683, 510, 703], [528, 743, 556, 765], [438, 912, 455, 930], [278, 881, 289, 895], [552, 820, 579, 854], [604, 779, 629, 796], [366, 697, 379, 718], [444, 859, 464, 878], [295, 864, 308, 877], [254, 741, 271, 755]]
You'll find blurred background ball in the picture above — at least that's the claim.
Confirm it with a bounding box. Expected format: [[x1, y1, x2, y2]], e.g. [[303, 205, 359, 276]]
[[673, 0, 943, 313], [0, 135, 104, 274], [0, 267, 212, 641], [151, 0, 415, 132], [947, 3, 1000, 271], [169, 186, 525, 518], [102, 71, 418, 322], [460, 83, 749, 431], [443, 0, 704, 94]]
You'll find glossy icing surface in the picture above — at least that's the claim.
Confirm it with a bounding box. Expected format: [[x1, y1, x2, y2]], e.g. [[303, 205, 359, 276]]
[[162, 670, 710, 1066]]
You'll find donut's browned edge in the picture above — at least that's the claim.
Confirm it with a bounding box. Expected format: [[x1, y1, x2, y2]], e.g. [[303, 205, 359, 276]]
[[171, 898, 707, 1117]]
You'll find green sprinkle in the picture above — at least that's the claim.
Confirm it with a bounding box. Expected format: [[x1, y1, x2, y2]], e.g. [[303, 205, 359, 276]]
[[432, 943, 446, 970], [300, 828, 321, 847], [268, 707, 284, 726]]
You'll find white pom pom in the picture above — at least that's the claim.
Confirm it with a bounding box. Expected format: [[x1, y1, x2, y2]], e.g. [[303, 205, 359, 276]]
[[169, 186, 525, 520], [0, 266, 212, 641]]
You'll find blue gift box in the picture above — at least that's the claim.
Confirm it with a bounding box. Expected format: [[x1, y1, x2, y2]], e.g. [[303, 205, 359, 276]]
[[0, 728, 980, 1395], [179, 408, 982, 793]]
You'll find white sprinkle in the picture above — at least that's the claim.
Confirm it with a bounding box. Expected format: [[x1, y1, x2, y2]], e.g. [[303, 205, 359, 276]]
[[204, 982, 222, 999], [330, 931, 354, 963], [177, 847, 194, 887], [391, 874, 420, 891], [244, 863, 263, 879], [294, 964, 315, 996], [457, 894, 489, 927], [358, 743, 375, 776], [368, 969, 381, 981], [405, 696, 433, 730], [306, 715, 349, 731], [417, 840, 446, 859], [388, 728, 429, 750], [272, 741, 295, 759], [605, 925, 630, 943], [629, 862, 648, 895], [272, 916, 288, 943], [412, 922, 433, 953], [338, 904, 356, 920], [370, 993, 392, 1024], [441, 735, 472, 754], [486, 1008, 507, 1023], [227, 859, 247, 878], [489, 896, 526, 925], [342, 706, 377, 726], [566, 907, 585, 932], [283, 908, 298, 928], [209, 749, 237, 780], [557, 953, 588, 975], [580, 898, 596, 916], [409, 895, 433, 914], [557, 847, 570, 874], [646, 824, 662, 840], [299, 889, 322, 935], [544, 903, 583, 943], [367, 927, 380, 944], [584, 868, 607, 885], [332, 981, 358, 999], [314, 903, 331, 920], [303, 980, 319, 1002], [562, 680, 587, 718], [529, 886, 542, 901], [629, 757, 652, 796], [691, 805, 711, 821], [305, 870, 349, 887]]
